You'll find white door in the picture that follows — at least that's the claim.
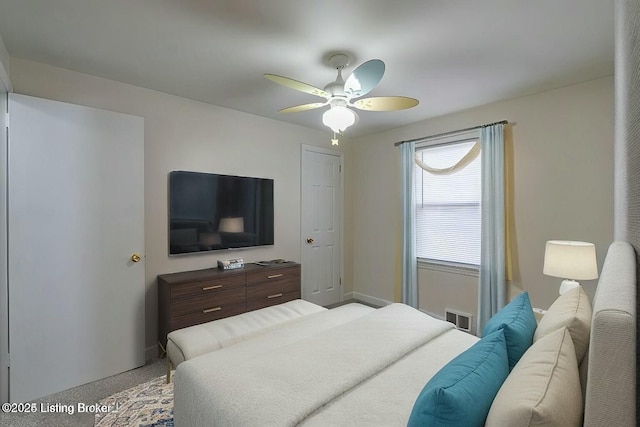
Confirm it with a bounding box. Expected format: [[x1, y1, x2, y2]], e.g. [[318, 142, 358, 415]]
[[8, 94, 145, 402], [301, 146, 342, 307], [0, 89, 8, 404]]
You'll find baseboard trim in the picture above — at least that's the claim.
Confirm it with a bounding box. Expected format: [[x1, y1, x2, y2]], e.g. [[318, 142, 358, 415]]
[[350, 292, 393, 308], [145, 345, 158, 363]]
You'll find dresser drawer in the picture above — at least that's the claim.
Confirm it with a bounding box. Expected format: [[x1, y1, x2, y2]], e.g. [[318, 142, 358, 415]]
[[246, 291, 300, 312], [246, 265, 300, 286], [171, 287, 246, 318], [246, 277, 299, 301], [170, 302, 246, 332], [171, 274, 246, 301]]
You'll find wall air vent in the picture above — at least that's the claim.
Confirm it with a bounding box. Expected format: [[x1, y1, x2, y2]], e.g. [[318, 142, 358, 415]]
[[444, 308, 472, 333]]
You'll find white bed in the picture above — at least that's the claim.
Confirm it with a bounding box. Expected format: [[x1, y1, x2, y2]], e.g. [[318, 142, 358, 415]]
[[174, 242, 636, 426]]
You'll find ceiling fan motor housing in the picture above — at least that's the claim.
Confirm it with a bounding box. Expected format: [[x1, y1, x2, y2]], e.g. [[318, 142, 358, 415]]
[[324, 52, 351, 97], [328, 98, 348, 109], [324, 80, 345, 97]]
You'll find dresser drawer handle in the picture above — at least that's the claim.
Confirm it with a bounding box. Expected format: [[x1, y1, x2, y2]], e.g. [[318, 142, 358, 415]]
[[267, 274, 283, 279], [202, 285, 222, 291], [202, 307, 222, 313], [267, 293, 283, 299]]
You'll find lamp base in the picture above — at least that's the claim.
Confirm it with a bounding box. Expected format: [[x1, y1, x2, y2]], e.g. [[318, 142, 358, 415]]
[[559, 279, 581, 295]]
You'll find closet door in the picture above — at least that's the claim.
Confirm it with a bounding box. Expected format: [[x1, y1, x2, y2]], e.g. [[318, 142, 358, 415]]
[[8, 94, 144, 402], [301, 146, 343, 307]]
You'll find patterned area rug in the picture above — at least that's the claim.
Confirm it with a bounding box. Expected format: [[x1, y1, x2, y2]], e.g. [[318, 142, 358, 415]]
[[94, 375, 174, 427]]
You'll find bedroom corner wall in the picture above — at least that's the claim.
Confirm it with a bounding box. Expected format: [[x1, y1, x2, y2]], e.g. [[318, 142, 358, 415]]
[[349, 77, 614, 318], [613, 0, 640, 417], [8, 58, 336, 361]]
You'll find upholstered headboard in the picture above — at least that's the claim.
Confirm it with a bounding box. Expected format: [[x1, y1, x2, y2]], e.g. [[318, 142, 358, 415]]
[[583, 241, 636, 426], [613, 0, 640, 421]]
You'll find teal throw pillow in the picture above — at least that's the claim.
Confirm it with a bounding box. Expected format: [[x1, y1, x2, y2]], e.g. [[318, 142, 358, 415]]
[[482, 291, 537, 370], [407, 329, 509, 427]]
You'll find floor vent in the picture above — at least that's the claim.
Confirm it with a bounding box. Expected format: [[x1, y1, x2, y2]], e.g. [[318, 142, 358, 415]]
[[445, 309, 472, 333]]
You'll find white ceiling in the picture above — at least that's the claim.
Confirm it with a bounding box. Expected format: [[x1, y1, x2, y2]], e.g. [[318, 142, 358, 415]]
[[0, 0, 614, 138]]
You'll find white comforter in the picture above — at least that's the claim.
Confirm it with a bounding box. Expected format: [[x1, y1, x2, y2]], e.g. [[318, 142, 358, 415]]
[[174, 303, 477, 427]]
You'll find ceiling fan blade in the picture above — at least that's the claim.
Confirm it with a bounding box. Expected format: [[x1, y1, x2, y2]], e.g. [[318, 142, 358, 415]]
[[278, 102, 327, 113], [264, 74, 329, 98], [344, 59, 385, 98], [352, 96, 419, 111]]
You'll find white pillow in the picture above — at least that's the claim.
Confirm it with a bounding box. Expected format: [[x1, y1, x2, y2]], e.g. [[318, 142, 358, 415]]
[[485, 327, 582, 427], [534, 286, 592, 363]]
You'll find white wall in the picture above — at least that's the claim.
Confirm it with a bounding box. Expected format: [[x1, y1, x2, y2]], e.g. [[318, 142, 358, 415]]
[[349, 77, 614, 315], [10, 58, 338, 359], [0, 32, 10, 403], [418, 267, 479, 332], [0, 90, 7, 403]]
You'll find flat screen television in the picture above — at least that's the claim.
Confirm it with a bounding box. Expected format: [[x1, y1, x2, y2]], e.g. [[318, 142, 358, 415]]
[[168, 171, 274, 255]]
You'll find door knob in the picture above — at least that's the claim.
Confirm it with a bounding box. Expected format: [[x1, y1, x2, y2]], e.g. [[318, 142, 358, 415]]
[[131, 253, 142, 263], [306, 238, 314, 245]]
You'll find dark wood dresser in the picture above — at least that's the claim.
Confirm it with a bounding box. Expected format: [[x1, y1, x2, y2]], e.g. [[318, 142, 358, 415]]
[[157, 262, 301, 348]]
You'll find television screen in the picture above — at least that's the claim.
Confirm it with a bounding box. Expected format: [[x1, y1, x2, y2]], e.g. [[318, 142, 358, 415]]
[[168, 171, 274, 255]]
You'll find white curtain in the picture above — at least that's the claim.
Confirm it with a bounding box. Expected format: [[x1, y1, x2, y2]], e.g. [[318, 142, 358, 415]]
[[477, 124, 507, 333], [401, 141, 418, 308], [414, 140, 480, 175]]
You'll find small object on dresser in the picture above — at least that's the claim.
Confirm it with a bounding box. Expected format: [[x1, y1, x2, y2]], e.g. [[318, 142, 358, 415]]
[[217, 258, 244, 270], [255, 261, 271, 267]]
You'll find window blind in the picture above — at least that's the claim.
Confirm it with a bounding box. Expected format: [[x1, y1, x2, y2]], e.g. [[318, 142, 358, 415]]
[[415, 140, 481, 266]]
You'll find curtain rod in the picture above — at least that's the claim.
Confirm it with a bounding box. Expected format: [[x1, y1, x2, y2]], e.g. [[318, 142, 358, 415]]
[[394, 120, 508, 147]]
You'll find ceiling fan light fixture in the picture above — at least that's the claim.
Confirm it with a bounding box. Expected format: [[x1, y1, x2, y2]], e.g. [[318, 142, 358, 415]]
[[322, 105, 356, 133]]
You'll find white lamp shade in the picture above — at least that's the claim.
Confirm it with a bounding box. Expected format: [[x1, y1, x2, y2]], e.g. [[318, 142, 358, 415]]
[[322, 105, 356, 133], [543, 240, 598, 280], [219, 217, 244, 233]]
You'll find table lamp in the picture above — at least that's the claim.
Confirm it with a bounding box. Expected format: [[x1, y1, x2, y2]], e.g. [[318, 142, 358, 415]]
[[543, 240, 598, 295]]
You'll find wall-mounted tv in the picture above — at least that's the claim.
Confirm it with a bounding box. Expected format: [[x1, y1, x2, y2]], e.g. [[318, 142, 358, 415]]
[[168, 171, 274, 255]]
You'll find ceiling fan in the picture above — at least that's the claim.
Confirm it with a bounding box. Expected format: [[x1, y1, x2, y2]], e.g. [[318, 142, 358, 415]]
[[265, 53, 419, 144]]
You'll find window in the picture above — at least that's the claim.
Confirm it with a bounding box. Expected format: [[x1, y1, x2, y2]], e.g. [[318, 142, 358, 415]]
[[414, 139, 481, 266]]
